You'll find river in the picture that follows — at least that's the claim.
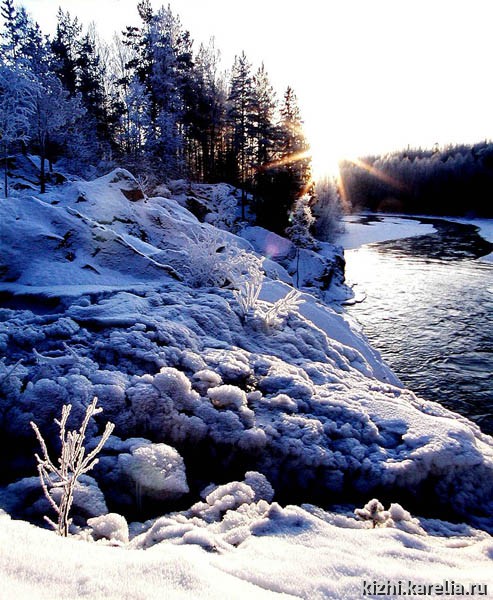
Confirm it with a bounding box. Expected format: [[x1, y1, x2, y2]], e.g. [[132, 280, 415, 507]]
[[342, 216, 493, 434]]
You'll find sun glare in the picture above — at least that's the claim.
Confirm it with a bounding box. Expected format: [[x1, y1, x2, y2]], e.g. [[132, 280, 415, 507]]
[[308, 140, 343, 181]]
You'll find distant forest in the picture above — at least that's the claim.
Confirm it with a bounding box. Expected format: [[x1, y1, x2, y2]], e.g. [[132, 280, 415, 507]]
[[339, 142, 493, 218]]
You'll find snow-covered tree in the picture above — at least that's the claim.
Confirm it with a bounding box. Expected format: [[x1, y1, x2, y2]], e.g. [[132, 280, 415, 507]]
[[286, 193, 318, 249], [30, 74, 85, 192], [312, 176, 344, 242], [116, 77, 151, 161], [0, 63, 37, 196]]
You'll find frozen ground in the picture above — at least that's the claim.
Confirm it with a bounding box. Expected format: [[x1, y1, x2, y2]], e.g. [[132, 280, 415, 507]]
[[0, 170, 492, 598]]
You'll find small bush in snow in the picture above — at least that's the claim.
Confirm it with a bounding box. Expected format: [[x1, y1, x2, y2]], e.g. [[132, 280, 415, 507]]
[[262, 290, 303, 330], [31, 397, 114, 537], [387, 503, 426, 535], [232, 255, 264, 320], [355, 499, 390, 528], [135, 172, 158, 199], [186, 227, 264, 295], [185, 227, 229, 287]]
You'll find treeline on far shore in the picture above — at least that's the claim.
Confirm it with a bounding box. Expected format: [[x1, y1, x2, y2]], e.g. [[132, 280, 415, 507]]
[[339, 141, 493, 218]]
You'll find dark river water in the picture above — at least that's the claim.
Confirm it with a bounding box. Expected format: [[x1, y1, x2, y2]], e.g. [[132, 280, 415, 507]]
[[344, 217, 493, 435]]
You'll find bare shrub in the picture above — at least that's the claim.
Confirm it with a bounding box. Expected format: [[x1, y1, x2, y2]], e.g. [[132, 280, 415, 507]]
[[30, 397, 114, 536]]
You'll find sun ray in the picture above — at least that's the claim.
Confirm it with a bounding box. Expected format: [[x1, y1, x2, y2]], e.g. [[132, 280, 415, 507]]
[[258, 149, 312, 172], [343, 157, 406, 191]]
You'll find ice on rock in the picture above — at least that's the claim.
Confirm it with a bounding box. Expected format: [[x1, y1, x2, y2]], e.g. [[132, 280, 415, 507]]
[[263, 393, 298, 412], [118, 441, 189, 500], [244, 471, 275, 503], [152, 367, 200, 411]]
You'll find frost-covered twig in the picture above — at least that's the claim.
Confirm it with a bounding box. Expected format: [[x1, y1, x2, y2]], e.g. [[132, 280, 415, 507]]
[[234, 278, 262, 320], [262, 290, 302, 329], [230, 253, 264, 320], [33, 343, 79, 366], [30, 397, 114, 537]]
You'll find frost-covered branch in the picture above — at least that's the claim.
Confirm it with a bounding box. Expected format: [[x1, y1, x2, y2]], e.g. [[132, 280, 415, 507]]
[[30, 397, 114, 537], [262, 290, 302, 329]]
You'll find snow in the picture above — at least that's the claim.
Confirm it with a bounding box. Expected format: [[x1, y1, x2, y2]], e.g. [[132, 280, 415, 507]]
[[87, 513, 129, 544], [450, 217, 493, 263], [0, 503, 492, 599], [336, 213, 493, 264], [118, 441, 189, 500], [335, 214, 436, 249], [1, 170, 493, 597]]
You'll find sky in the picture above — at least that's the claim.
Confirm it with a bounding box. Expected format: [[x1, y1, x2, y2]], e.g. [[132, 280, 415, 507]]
[[20, 0, 493, 177]]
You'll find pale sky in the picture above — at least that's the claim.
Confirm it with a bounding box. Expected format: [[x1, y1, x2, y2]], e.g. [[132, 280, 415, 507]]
[[21, 0, 493, 176]]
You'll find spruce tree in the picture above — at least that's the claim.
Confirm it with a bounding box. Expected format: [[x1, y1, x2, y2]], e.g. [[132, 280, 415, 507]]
[[227, 51, 256, 217], [51, 9, 81, 96]]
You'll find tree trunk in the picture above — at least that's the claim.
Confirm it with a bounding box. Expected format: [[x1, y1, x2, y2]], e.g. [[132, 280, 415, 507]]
[[3, 144, 8, 198], [40, 144, 46, 194]]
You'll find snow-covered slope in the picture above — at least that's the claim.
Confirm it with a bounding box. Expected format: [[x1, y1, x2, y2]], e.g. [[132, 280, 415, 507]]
[[0, 169, 492, 596]]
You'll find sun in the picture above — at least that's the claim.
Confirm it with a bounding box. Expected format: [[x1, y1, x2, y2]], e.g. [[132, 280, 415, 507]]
[[307, 137, 343, 181]]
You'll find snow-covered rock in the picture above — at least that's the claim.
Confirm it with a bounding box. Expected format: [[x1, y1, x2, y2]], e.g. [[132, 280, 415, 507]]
[[118, 440, 189, 501]]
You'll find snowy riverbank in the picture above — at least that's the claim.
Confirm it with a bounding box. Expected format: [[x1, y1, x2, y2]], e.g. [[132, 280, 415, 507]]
[[0, 173, 492, 598]]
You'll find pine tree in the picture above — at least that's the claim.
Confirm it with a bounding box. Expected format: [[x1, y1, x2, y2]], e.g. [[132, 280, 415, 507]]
[[278, 87, 311, 225], [227, 52, 256, 217], [51, 8, 82, 96], [1, 2, 47, 70], [184, 39, 227, 181], [76, 32, 111, 150], [251, 63, 277, 169], [0, 0, 18, 60]]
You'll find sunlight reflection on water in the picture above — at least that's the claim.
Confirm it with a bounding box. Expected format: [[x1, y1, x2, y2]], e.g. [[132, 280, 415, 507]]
[[344, 228, 493, 434]]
